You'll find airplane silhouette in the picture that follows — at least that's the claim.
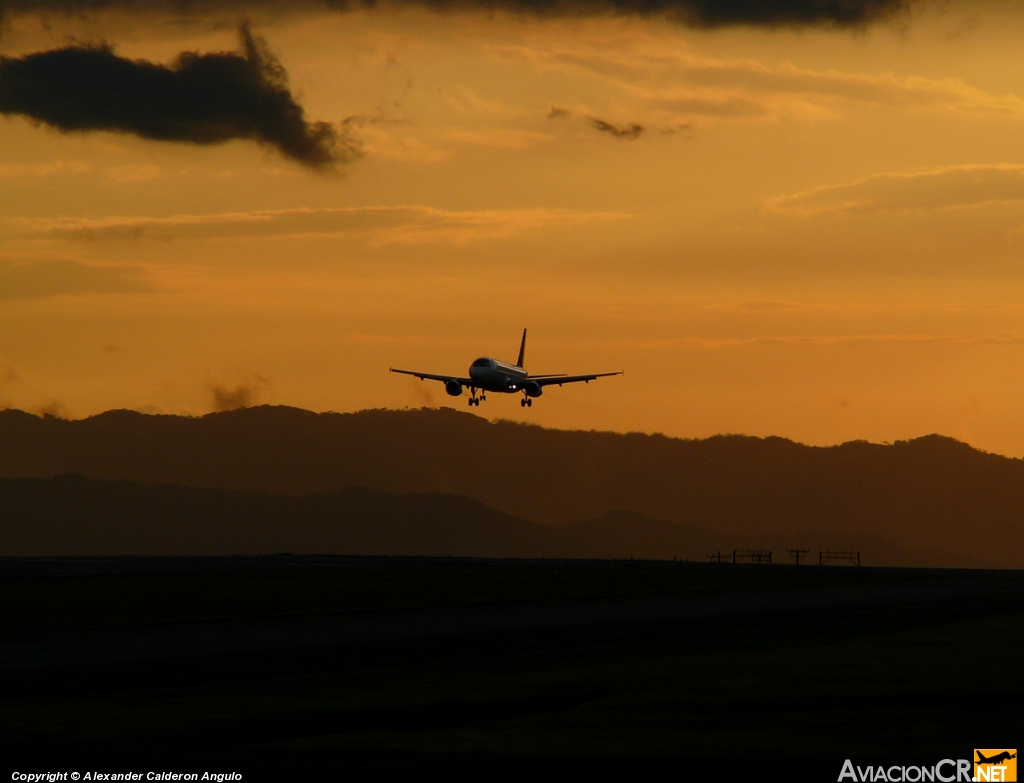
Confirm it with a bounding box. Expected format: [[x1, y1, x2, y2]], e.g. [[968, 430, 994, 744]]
[[390, 329, 622, 408], [977, 751, 1017, 765]]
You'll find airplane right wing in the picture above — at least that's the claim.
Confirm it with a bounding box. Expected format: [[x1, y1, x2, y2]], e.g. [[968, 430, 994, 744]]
[[530, 371, 622, 387]]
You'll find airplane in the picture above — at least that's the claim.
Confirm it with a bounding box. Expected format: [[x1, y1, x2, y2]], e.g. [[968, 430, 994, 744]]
[[390, 329, 622, 408], [977, 752, 1017, 765]]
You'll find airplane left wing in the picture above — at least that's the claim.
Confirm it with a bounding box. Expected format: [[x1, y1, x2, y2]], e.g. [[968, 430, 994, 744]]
[[390, 368, 472, 386], [530, 371, 622, 387]]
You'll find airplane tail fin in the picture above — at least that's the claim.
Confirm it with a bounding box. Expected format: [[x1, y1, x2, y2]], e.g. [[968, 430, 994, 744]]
[[516, 328, 527, 368]]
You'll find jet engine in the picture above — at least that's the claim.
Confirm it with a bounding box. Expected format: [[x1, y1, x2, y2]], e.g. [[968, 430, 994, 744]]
[[525, 381, 543, 398], [445, 380, 463, 397]]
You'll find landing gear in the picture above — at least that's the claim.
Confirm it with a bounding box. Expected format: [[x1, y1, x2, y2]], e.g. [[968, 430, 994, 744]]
[[468, 388, 483, 407], [520, 397, 532, 408]]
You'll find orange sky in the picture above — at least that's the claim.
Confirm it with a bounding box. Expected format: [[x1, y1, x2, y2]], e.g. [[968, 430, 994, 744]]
[[4, 2, 1024, 455]]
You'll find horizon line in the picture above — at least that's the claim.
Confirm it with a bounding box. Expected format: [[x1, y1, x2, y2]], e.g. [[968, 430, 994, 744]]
[[0, 403, 1008, 459]]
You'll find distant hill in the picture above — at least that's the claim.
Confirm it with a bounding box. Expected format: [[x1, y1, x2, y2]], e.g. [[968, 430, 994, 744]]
[[0, 475, 977, 566], [0, 406, 1021, 567], [0, 475, 547, 558]]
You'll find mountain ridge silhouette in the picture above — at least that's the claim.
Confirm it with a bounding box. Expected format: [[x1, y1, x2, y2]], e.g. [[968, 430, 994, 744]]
[[0, 406, 1020, 567]]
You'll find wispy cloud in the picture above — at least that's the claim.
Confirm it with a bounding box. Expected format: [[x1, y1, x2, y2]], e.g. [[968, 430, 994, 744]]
[[343, 119, 451, 163], [0, 160, 95, 178], [12, 205, 631, 245], [667, 333, 1024, 348], [766, 164, 1024, 216], [496, 39, 1024, 127], [0, 256, 154, 299], [441, 127, 553, 149], [0, 160, 167, 183]]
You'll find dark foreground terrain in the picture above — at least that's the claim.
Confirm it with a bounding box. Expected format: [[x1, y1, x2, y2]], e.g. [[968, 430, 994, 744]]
[[1, 556, 1021, 777]]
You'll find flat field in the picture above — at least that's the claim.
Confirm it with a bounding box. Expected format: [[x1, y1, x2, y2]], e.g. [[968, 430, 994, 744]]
[[1, 556, 1020, 776]]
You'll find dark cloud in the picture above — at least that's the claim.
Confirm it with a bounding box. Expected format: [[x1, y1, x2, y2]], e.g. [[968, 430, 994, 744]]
[[406, 378, 436, 407], [34, 399, 71, 418], [587, 116, 644, 139], [548, 107, 648, 140], [0, 22, 358, 169], [607, 0, 914, 27], [452, 0, 916, 26], [0, 0, 922, 29], [208, 376, 269, 411]]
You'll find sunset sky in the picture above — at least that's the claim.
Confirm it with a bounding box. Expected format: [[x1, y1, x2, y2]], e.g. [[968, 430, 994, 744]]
[[4, 0, 1024, 455]]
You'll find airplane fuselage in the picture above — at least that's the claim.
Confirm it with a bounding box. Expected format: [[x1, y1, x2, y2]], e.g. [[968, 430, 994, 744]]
[[468, 357, 530, 393]]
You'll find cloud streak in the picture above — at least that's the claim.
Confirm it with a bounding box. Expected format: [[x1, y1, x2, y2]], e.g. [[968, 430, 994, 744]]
[[660, 333, 1024, 349], [0, 160, 95, 178], [767, 165, 1024, 216], [503, 41, 1024, 128], [0, 256, 153, 299], [0, 22, 357, 170], [12, 204, 630, 245]]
